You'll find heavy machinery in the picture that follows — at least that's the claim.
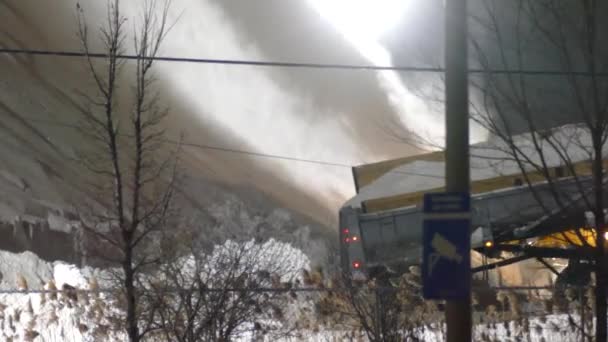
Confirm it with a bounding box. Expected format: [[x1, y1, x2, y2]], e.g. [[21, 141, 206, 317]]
[[340, 177, 594, 280], [339, 145, 602, 281]]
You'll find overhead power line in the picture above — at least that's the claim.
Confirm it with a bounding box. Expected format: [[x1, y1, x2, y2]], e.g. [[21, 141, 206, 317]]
[[1, 48, 608, 76], [0, 48, 433, 72], [16, 116, 445, 179]]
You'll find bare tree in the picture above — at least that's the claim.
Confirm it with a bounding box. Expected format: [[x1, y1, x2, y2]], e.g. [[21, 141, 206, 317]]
[[468, 0, 608, 340], [74, 1, 177, 341], [316, 269, 430, 342], [144, 237, 305, 342]]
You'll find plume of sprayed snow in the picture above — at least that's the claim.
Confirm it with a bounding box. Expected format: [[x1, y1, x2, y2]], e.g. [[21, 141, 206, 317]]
[[306, 0, 488, 148], [152, 0, 378, 205], [2, 0, 472, 219]]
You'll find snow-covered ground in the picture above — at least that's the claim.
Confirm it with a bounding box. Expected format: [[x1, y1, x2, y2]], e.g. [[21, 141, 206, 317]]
[[285, 316, 586, 342], [0, 239, 311, 341], [0, 252, 122, 341], [0, 248, 590, 341]]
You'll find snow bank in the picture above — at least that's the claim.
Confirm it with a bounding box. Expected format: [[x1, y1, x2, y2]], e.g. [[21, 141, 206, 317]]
[[0, 246, 583, 341], [0, 251, 53, 291], [0, 238, 311, 341], [53, 264, 88, 289]]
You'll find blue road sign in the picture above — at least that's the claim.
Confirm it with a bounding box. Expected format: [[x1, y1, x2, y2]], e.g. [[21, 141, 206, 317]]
[[422, 192, 471, 300], [423, 192, 470, 214]]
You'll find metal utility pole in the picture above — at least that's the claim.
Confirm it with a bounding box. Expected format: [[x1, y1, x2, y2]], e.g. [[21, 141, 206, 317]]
[[444, 0, 471, 341]]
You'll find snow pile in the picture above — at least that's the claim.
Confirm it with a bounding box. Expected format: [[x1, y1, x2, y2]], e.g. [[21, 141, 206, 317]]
[[0, 251, 53, 291], [0, 238, 312, 341], [0, 250, 585, 341], [0, 268, 123, 341], [53, 264, 89, 290], [263, 313, 586, 342], [471, 314, 585, 342]]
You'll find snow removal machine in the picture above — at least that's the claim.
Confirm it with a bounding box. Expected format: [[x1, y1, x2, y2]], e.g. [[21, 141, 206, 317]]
[[340, 132, 607, 284]]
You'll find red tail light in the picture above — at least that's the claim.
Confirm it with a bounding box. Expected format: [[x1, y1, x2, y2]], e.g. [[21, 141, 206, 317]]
[[344, 237, 351, 243], [342, 228, 350, 235], [352, 261, 362, 269]]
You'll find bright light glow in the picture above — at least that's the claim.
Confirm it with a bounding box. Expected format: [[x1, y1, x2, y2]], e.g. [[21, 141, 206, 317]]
[[604, 231, 608, 241], [353, 261, 362, 269], [308, 0, 443, 146], [308, 0, 487, 146], [308, 0, 411, 40], [307, 0, 410, 68], [352, 236, 359, 242], [484, 241, 494, 248]]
